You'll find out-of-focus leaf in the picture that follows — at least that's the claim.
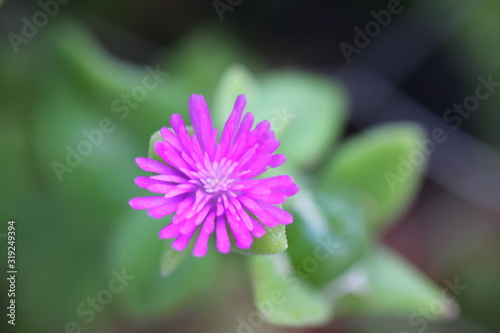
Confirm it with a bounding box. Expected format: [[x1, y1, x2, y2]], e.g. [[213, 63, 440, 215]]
[[159, 240, 190, 277], [212, 64, 262, 128], [232, 225, 288, 256], [319, 123, 427, 234], [250, 253, 334, 327], [336, 247, 451, 318], [148, 130, 163, 161], [257, 71, 348, 168], [48, 20, 189, 144], [165, 25, 259, 101], [108, 210, 220, 318], [286, 190, 369, 286]]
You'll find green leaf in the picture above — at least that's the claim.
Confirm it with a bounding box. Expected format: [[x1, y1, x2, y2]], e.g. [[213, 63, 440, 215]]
[[286, 190, 369, 286], [212, 63, 262, 129], [336, 247, 450, 318], [148, 130, 163, 161], [318, 122, 427, 233], [159, 240, 190, 277], [232, 224, 288, 256], [108, 210, 220, 318], [165, 24, 258, 100], [250, 253, 334, 327], [258, 71, 348, 168]]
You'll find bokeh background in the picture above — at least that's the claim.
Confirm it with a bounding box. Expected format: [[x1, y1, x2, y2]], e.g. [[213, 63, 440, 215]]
[[1, 0, 500, 332]]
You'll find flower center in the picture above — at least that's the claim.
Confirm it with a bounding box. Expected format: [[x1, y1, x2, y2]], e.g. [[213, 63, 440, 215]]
[[198, 158, 237, 194]]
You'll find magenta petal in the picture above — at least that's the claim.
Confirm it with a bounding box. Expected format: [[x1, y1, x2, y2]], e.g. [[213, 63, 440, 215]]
[[226, 210, 253, 249], [220, 95, 246, 155], [146, 183, 176, 194], [215, 216, 231, 253], [136, 157, 176, 174], [188, 94, 215, 158], [134, 176, 160, 189], [238, 195, 279, 227], [147, 202, 180, 219], [155, 141, 192, 171], [170, 114, 194, 153], [150, 174, 187, 183], [159, 127, 183, 152], [273, 183, 300, 196], [250, 218, 266, 238], [233, 112, 254, 143], [247, 192, 287, 205], [172, 229, 196, 251], [129, 196, 168, 209], [163, 184, 196, 198], [172, 196, 196, 223], [269, 154, 286, 168], [159, 222, 183, 239], [256, 175, 293, 187], [193, 212, 215, 257], [260, 202, 294, 225]]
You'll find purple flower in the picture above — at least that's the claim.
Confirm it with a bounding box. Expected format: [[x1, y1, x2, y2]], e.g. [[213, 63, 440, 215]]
[[129, 94, 299, 257]]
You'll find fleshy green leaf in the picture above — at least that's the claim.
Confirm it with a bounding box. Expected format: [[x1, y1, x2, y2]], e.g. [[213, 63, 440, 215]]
[[165, 24, 258, 100], [286, 190, 369, 286], [148, 130, 163, 161], [232, 224, 288, 256], [257, 71, 348, 168], [212, 63, 262, 129], [336, 247, 453, 318], [318, 122, 427, 233], [159, 240, 190, 277], [108, 210, 220, 318], [250, 253, 334, 327]]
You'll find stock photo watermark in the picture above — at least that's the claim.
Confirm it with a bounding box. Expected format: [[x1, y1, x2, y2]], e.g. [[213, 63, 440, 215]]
[[401, 277, 466, 333], [7, 0, 71, 54], [51, 65, 169, 182], [228, 236, 339, 333], [50, 268, 134, 333], [385, 74, 500, 192], [213, 0, 243, 22], [5, 220, 17, 326], [340, 0, 406, 64], [269, 106, 296, 135]]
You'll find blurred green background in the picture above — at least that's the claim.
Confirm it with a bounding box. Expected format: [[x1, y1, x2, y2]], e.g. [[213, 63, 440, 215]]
[[1, 0, 500, 332]]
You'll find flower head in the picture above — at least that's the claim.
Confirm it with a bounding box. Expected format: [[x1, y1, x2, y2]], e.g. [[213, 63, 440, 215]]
[[129, 94, 299, 256]]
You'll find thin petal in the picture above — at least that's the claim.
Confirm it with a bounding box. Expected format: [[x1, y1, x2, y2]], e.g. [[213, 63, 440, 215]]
[[170, 113, 194, 153], [159, 127, 183, 152], [233, 112, 254, 143], [250, 218, 266, 238], [246, 192, 287, 205], [150, 174, 187, 184], [269, 154, 286, 168], [219, 94, 246, 155], [159, 222, 183, 239], [259, 202, 294, 225], [273, 183, 300, 197], [172, 228, 196, 251], [238, 195, 279, 227], [129, 196, 168, 210], [155, 141, 193, 172], [226, 210, 253, 249], [188, 94, 215, 158], [147, 202, 181, 219], [215, 216, 230, 253], [134, 176, 160, 189], [135, 157, 177, 175], [193, 212, 216, 257]]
